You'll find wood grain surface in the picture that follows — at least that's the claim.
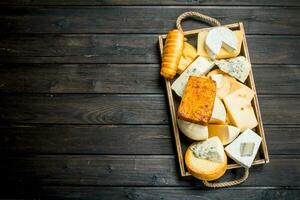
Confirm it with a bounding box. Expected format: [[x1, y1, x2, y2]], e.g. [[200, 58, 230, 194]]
[[0, 1, 299, 199]]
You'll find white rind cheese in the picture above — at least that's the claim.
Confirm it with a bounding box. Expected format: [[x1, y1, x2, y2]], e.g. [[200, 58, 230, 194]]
[[215, 56, 251, 83], [171, 56, 214, 97], [177, 119, 208, 141], [211, 74, 223, 89], [225, 129, 262, 168], [190, 137, 225, 163], [205, 27, 238, 59]]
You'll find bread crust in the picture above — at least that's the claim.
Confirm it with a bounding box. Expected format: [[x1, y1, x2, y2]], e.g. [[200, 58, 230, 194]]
[[178, 76, 216, 125]]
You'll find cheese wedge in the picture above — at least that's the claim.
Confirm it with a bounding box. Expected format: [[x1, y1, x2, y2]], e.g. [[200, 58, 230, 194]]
[[207, 69, 235, 99], [208, 124, 240, 145], [209, 97, 226, 124], [171, 56, 214, 97], [223, 88, 258, 131], [177, 42, 198, 74], [229, 81, 255, 103], [177, 119, 208, 141], [185, 137, 227, 181], [198, 29, 243, 59], [215, 56, 251, 83], [225, 129, 262, 168]]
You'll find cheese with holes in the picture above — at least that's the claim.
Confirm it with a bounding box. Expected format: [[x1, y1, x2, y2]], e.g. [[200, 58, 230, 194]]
[[177, 119, 208, 141], [223, 87, 257, 131], [215, 56, 251, 83], [208, 124, 240, 145], [198, 29, 243, 59], [209, 97, 226, 124], [225, 129, 262, 168], [171, 56, 214, 97]]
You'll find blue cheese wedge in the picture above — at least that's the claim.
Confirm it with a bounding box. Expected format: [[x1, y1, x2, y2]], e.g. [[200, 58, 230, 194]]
[[225, 129, 262, 168], [190, 137, 225, 163], [171, 56, 214, 97], [215, 56, 251, 83], [205, 27, 238, 59]]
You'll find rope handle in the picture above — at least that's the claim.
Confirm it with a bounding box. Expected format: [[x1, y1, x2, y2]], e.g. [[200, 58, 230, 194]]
[[202, 167, 249, 188], [176, 11, 221, 32]]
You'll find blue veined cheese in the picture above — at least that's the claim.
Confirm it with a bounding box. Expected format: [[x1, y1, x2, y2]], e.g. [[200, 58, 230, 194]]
[[171, 56, 214, 97], [190, 137, 225, 163], [205, 27, 238, 59], [215, 56, 251, 83], [225, 129, 262, 168]]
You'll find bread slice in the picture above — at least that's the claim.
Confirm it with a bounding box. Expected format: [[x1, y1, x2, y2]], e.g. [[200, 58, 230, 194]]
[[177, 76, 216, 125]]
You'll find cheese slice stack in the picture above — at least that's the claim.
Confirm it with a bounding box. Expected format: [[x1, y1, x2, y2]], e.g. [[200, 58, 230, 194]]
[[204, 27, 238, 59], [208, 124, 240, 145], [171, 56, 214, 97], [177, 119, 208, 141], [225, 129, 262, 168], [177, 42, 198, 74]]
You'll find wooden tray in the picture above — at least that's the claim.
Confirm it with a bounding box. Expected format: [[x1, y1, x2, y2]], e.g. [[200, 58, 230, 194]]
[[159, 22, 269, 177]]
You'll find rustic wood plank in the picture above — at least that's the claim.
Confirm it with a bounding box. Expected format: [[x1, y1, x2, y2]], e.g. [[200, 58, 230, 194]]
[[0, 0, 299, 6], [1, 186, 300, 200], [0, 64, 299, 94], [0, 94, 298, 125], [0, 7, 299, 34], [0, 35, 299, 64], [0, 155, 298, 186], [0, 125, 298, 155]]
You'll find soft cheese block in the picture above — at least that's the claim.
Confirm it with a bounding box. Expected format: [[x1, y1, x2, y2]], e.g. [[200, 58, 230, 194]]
[[171, 56, 214, 97], [215, 56, 251, 83], [208, 124, 240, 145], [185, 137, 227, 181], [223, 88, 257, 131], [198, 29, 243, 59], [177, 119, 208, 141], [209, 97, 226, 124], [225, 129, 262, 168], [205, 27, 238, 59]]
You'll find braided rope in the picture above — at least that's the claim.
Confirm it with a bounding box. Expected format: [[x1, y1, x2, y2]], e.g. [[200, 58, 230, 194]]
[[202, 168, 249, 188], [176, 11, 221, 32]]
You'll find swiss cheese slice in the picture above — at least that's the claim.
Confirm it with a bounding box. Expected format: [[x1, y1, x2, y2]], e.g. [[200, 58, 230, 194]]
[[208, 124, 240, 145], [171, 56, 214, 97], [209, 97, 226, 124], [223, 88, 258, 131], [198, 29, 243, 59], [225, 129, 262, 168], [177, 119, 208, 141]]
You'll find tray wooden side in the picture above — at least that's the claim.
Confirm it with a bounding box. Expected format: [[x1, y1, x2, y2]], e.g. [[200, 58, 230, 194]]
[[159, 23, 269, 177]]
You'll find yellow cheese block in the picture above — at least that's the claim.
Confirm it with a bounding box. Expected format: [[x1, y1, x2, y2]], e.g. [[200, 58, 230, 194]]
[[223, 89, 258, 131], [208, 124, 240, 145], [197, 30, 243, 59], [185, 146, 227, 181], [177, 42, 198, 74]]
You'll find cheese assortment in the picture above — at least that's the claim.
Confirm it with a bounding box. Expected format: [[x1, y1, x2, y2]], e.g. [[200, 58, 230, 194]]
[[159, 21, 267, 186]]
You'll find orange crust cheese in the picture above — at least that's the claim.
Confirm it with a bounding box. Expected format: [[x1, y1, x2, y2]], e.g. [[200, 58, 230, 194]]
[[177, 76, 216, 125], [160, 29, 184, 79], [185, 147, 227, 181]]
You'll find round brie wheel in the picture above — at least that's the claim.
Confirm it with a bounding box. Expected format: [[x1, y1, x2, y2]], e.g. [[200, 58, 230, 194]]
[[185, 147, 227, 181]]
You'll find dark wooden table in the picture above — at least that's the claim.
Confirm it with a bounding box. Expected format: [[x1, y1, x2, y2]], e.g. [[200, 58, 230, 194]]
[[0, 1, 299, 199]]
